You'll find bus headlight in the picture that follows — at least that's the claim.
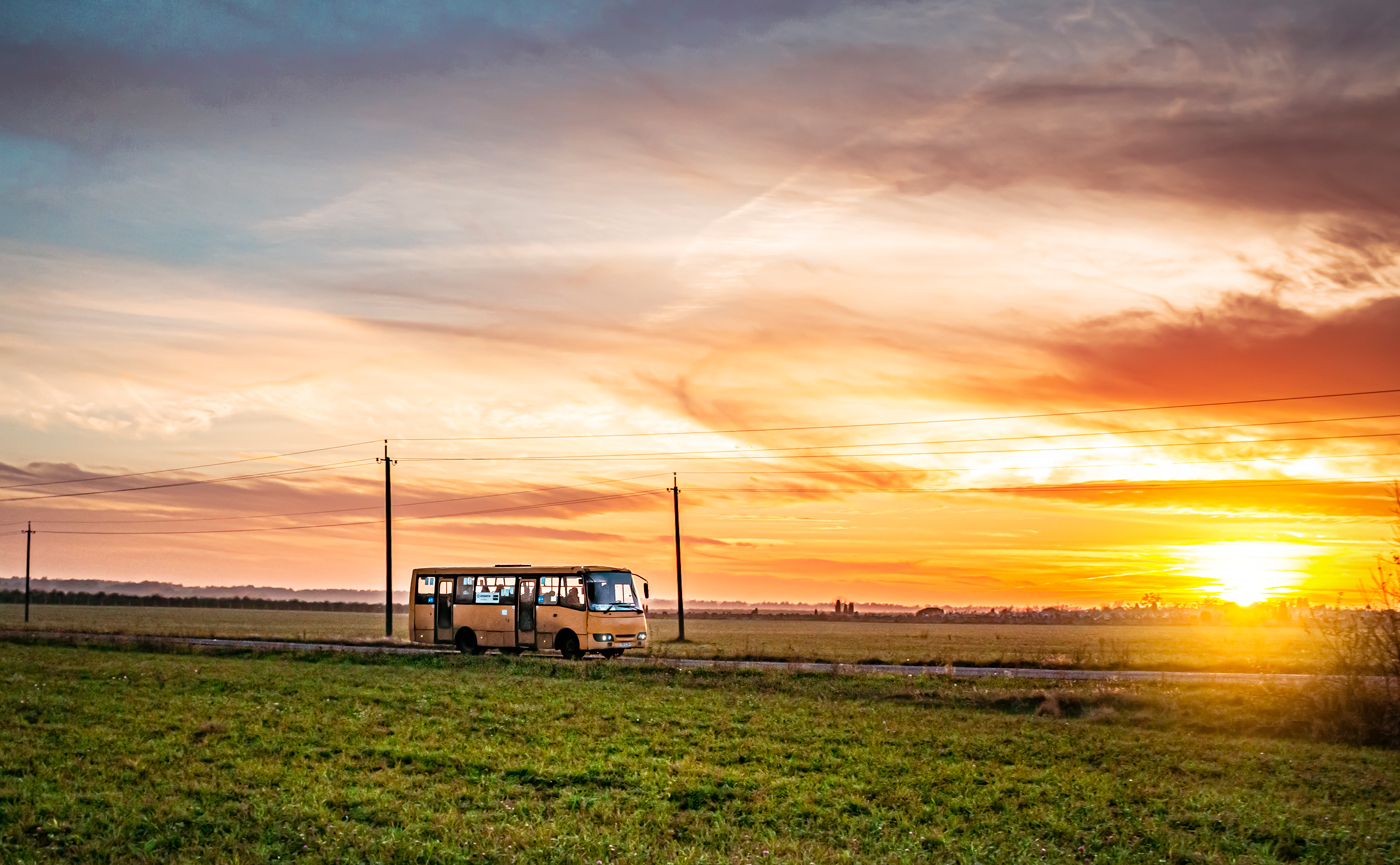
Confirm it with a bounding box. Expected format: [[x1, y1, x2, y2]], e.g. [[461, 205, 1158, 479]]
[[593, 634, 614, 642], [637, 632, 647, 641]]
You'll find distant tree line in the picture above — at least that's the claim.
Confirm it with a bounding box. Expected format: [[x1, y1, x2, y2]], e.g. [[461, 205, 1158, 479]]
[[0, 589, 407, 613]]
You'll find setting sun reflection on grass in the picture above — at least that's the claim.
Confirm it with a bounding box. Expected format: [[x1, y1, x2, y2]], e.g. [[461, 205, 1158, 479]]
[[1180, 542, 1312, 605]]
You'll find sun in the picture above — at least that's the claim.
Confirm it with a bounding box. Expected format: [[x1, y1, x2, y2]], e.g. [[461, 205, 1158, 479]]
[[1180, 542, 1310, 606]]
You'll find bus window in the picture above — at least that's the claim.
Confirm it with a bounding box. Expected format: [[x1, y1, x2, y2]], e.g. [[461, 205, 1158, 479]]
[[416, 576, 436, 604], [587, 572, 641, 612], [538, 577, 560, 606], [475, 575, 517, 605], [561, 576, 586, 610], [454, 576, 475, 604]]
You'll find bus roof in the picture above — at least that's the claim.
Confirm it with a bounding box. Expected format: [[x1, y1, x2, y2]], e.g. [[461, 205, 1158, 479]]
[[410, 565, 632, 576]]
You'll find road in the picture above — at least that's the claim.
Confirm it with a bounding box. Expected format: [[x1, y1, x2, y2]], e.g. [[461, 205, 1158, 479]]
[[1, 629, 1317, 685]]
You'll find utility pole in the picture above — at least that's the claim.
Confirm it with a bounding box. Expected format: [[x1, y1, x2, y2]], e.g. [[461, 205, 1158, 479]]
[[23, 522, 33, 623], [668, 473, 685, 641], [378, 442, 396, 638]]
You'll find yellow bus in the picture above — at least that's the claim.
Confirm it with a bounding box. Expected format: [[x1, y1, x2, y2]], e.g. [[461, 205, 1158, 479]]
[[409, 564, 649, 659]]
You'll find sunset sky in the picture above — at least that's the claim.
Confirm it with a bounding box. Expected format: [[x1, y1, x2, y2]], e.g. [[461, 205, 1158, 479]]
[[2, 0, 1398, 608]]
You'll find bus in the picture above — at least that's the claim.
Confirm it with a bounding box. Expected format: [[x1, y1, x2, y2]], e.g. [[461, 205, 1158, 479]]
[[409, 564, 649, 659]]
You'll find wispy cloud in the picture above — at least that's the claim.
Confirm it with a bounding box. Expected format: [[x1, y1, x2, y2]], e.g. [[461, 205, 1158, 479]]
[[1, 0, 1396, 602]]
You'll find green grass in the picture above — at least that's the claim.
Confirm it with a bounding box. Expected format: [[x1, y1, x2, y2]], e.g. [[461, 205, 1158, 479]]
[[2, 605, 1325, 673], [2, 641, 1398, 864]]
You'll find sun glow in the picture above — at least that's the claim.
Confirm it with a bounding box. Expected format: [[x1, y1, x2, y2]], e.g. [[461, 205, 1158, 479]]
[[1181, 542, 1311, 605]]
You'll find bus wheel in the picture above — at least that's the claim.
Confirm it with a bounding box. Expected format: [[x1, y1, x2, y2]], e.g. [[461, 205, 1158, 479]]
[[558, 633, 583, 661], [456, 630, 483, 656]]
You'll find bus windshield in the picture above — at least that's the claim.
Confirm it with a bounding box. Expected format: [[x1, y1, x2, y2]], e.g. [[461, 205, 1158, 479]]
[[587, 571, 640, 612]]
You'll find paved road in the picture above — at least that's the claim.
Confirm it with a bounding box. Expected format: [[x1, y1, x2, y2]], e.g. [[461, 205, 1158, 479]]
[[1, 629, 1316, 685]]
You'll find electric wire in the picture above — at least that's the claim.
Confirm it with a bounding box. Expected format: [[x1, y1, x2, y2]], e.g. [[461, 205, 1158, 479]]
[[5, 384, 1396, 500], [0, 440, 382, 491], [686, 475, 1396, 495], [28, 473, 672, 525], [395, 411, 1400, 455], [396, 430, 1400, 462], [0, 459, 377, 503], [390, 386, 1400, 440], [41, 489, 664, 535], [28, 449, 1398, 525], [677, 449, 1400, 473]]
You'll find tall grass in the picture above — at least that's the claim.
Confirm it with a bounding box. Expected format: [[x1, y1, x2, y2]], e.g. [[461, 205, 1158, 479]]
[[1295, 484, 1400, 747]]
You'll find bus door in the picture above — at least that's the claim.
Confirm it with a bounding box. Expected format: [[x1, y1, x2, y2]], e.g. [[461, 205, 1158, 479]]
[[436, 578, 455, 643], [517, 578, 537, 646]]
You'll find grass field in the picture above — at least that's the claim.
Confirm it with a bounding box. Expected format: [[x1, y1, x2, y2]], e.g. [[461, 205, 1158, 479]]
[[3, 604, 1325, 673], [2, 641, 1397, 864]]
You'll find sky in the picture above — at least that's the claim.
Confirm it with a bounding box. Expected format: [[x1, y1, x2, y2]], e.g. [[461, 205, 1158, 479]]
[[1, 0, 1398, 608]]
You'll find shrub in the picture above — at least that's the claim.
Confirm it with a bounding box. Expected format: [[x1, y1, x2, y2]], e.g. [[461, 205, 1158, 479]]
[[1306, 483, 1400, 746]]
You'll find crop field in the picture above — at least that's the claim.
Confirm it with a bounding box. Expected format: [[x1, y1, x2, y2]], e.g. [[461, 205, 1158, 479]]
[[645, 619, 1322, 673], [3, 604, 1324, 673], [1, 604, 411, 643], [2, 641, 1398, 864]]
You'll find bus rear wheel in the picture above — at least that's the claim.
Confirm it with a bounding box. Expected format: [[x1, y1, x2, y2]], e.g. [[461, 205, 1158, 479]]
[[558, 633, 584, 661]]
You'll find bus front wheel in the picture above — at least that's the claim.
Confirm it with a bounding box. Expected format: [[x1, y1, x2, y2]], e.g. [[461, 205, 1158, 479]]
[[558, 633, 584, 661]]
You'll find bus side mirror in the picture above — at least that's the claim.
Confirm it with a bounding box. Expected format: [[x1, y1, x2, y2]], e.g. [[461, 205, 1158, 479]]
[[643, 584, 649, 598]]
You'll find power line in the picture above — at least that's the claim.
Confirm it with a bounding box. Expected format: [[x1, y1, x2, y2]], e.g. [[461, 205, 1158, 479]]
[[25, 447, 1396, 526], [395, 412, 1400, 460], [679, 449, 1400, 474], [391, 386, 1400, 441], [687, 475, 1395, 495], [0, 440, 382, 491], [42, 489, 664, 536], [29, 473, 672, 525], [0, 459, 376, 504], [397, 430, 1400, 462], [6, 387, 1395, 502], [5, 386, 1396, 501]]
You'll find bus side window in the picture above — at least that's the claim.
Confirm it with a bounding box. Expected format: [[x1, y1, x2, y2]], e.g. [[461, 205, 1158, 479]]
[[416, 576, 436, 604], [475, 576, 501, 604], [455, 577, 475, 604], [499, 579, 517, 604], [538, 577, 559, 606], [561, 576, 585, 610]]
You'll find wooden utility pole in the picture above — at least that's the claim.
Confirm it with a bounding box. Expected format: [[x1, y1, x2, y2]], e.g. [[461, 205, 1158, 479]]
[[668, 473, 685, 641], [23, 521, 33, 623], [379, 442, 396, 638]]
